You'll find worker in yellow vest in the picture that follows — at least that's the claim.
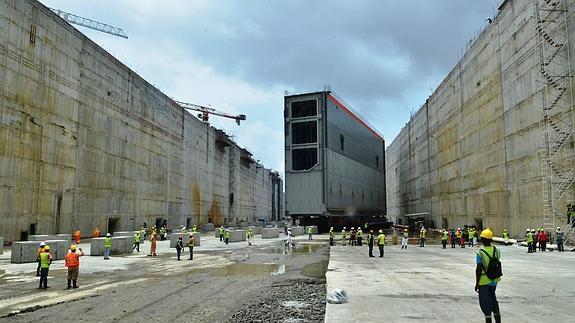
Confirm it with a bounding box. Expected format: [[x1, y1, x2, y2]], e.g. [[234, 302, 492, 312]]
[[38, 245, 53, 289], [419, 227, 426, 247], [224, 229, 230, 244], [329, 227, 335, 246], [441, 229, 449, 249], [474, 228, 502, 323], [307, 226, 313, 240], [104, 233, 112, 260], [357, 228, 363, 246], [377, 230, 385, 257], [341, 227, 347, 246], [502, 229, 510, 246], [401, 229, 409, 250], [219, 226, 225, 242]]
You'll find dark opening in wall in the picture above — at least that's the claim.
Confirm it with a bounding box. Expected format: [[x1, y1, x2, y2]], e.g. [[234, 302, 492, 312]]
[[291, 100, 317, 118], [376, 155, 379, 168], [291, 121, 317, 144], [292, 148, 318, 170], [340, 135, 345, 151]]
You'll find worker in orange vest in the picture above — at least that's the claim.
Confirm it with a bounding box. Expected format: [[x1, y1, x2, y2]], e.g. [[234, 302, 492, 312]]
[[65, 245, 84, 289], [92, 227, 100, 238], [149, 230, 158, 256], [73, 230, 81, 244]]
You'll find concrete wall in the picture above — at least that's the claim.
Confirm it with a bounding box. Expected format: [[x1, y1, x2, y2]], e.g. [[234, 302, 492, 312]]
[[262, 228, 280, 239], [0, 237, 3, 254], [386, 0, 575, 238], [0, 0, 282, 242]]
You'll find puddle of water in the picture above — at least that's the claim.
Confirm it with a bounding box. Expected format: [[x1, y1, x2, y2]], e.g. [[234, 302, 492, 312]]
[[270, 244, 322, 255], [301, 260, 328, 279], [212, 263, 284, 277]]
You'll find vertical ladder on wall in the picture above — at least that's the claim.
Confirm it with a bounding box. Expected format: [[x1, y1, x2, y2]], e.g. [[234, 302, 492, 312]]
[[536, 0, 575, 232]]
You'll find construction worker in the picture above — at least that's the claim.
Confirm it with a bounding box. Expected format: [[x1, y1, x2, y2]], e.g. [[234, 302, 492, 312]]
[[36, 242, 46, 276], [475, 228, 502, 323], [419, 227, 426, 247], [377, 229, 385, 257], [160, 226, 167, 241], [469, 228, 475, 247], [456, 228, 463, 248], [556, 227, 564, 252], [349, 227, 357, 246], [341, 227, 347, 246], [538, 229, 548, 251], [133, 231, 141, 252], [192, 225, 197, 233], [357, 228, 363, 246], [450, 228, 456, 248], [224, 229, 230, 244], [180, 225, 187, 233], [367, 230, 375, 257], [73, 230, 81, 244], [65, 245, 84, 289], [401, 229, 409, 250], [502, 229, 510, 246], [441, 229, 449, 249], [526, 229, 534, 253], [329, 227, 335, 246], [38, 245, 53, 289], [187, 233, 195, 260], [150, 230, 158, 256], [92, 227, 100, 238], [103, 233, 112, 260], [247, 228, 254, 245], [531, 229, 537, 253], [307, 226, 313, 240], [175, 236, 184, 261], [219, 226, 225, 242], [364, 222, 368, 231]]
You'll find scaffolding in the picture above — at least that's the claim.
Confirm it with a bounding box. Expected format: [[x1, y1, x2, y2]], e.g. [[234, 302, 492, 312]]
[[536, 0, 575, 232]]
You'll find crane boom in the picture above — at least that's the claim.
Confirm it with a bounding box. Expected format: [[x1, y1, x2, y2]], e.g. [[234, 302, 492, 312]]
[[50, 8, 128, 39], [175, 101, 246, 125]]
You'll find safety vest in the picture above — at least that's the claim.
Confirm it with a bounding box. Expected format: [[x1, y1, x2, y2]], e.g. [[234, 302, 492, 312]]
[[247, 231, 253, 238], [192, 226, 197, 233], [104, 237, 112, 248], [40, 252, 51, 269], [442, 232, 448, 240], [308, 227, 313, 234], [456, 231, 462, 238], [134, 233, 141, 242], [477, 246, 501, 286], [224, 231, 230, 238], [65, 252, 80, 267], [219, 227, 224, 235], [403, 232, 408, 238], [357, 230, 362, 237], [502, 232, 509, 240], [377, 234, 385, 245], [176, 239, 184, 249], [341, 230, 346, 239], [526, 232, 533, 243], [420, 230, 426, 238], [329, 230, 334, 238], [469, 230, 475, 239]]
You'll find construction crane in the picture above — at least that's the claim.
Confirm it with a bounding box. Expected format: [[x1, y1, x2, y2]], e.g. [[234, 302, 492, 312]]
[[49, 8, 128, 39], [175, 101, 246, 125]]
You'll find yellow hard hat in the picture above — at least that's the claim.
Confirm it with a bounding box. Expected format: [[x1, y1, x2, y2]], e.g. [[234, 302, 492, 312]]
[[44, 245, 50, 251], [70, 245, 77, 251], [480, 228, 494, 240], [378, 229, 383, 233]]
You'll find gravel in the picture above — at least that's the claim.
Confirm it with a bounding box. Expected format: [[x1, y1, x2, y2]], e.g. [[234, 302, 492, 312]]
[[229, 280, 326, 323]]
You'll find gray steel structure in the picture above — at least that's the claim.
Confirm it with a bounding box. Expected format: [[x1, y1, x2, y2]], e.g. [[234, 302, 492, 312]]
[[284, 91, 386, 223]]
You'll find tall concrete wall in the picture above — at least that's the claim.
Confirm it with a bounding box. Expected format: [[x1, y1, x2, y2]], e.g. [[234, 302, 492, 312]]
[[386, 0, 575, 238], [0, 0, 281, 242]]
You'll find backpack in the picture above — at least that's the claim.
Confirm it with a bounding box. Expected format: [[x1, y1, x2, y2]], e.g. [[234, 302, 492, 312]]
[[480, 247, 502, 280]]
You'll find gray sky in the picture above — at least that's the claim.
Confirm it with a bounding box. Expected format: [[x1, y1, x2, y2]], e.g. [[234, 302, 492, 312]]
[[40, 0, 501, 175]]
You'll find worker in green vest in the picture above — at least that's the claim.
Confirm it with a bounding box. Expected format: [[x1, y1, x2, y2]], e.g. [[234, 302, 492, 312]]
[[224, 229, 230, 244], [307, 226, 313, 240], [38, 245, 53, 289], [341, 227, 347, 246], [104, 233, 112, 260], [469, 228, 475, 247], [329, 227, 334, 246], [377, 230, 385, 257], [219, 226, 225, 242], [357, 228, 363, 246], [133, 232, 141, 252], [247, 228, 254, 246], [526, 229, 533, 253], [475, 228, 502, 323], [502, 229, 509, 246], [192, 225, 197, 233], [441, 229, 449, 249]]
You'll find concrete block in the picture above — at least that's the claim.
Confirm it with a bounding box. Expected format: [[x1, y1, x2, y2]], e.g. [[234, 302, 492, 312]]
[[289, 227, 305, 236], [0, 237, 3, 255], [90, 236, 133, 256], [29, 234, 72, 242], [10, 240, 69, 263], [113, 231, 139, 237], [202, 223, 215, 232], [169, 232, 201, 248], [228, 230, 246, 242], [262, 228, 280, 239], [248, 226, 262, 235], [305, 226, 318, 234]]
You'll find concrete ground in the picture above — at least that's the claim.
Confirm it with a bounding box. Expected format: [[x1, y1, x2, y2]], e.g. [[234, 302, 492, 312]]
[[0, 233, 329, 322], [325, 239, 575, 323]]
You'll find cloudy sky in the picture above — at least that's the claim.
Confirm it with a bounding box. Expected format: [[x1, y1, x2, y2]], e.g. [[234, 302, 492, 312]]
[[40, 0, 501, 175]]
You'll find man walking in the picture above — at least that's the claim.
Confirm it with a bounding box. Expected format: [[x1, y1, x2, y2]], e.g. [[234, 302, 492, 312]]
[[65, 245, 84, 289], [219, 226, 225, 242], [38, 245, 53, 289], [307, 226, 313, 240], [377, 230, 385, 257], [367, 230, 375, 257], [224, 229, 230, 245], [104, 233, 112, 260], [187, 233, 195, 260], [401, 229, 409, 250], [441, 229, 449, 249], [247, 228, 254, 246], [474, 228, 502, 323], [133, 231, 141, 252]]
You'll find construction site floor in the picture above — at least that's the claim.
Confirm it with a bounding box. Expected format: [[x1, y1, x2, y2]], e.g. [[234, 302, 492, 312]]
[[325, 241, 575, 323]]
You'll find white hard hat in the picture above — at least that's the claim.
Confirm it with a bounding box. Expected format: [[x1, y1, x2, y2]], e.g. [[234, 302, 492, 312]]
[[106, 233, 111, 237], [343, 227, 346, 229], [557, 226, 561, 230], [40, 242, 46, 247], [457, 228, 461, 230]]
